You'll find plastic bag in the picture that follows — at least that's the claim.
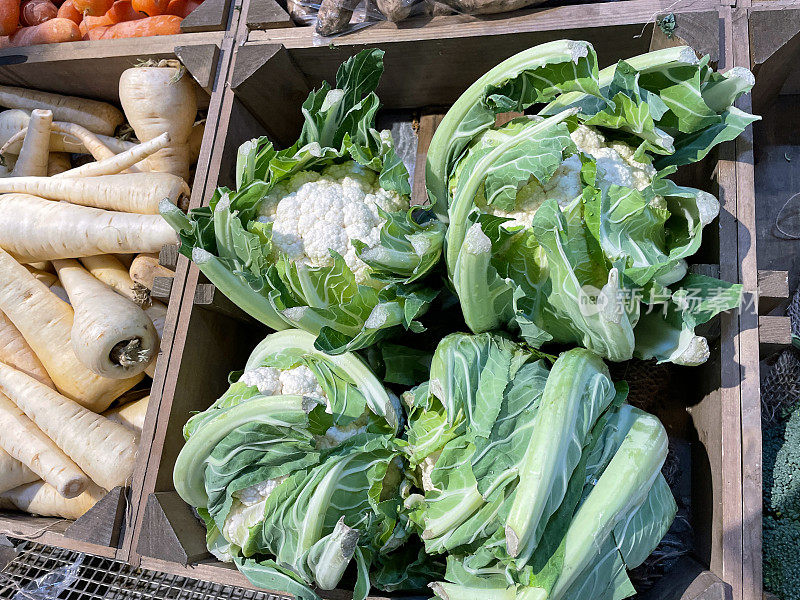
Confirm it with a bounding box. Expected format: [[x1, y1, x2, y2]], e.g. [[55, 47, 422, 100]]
[[12, 553, 84, 600]]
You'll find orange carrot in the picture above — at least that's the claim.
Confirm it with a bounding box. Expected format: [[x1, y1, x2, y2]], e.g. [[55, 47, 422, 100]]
[[106, 1, 147, 21], [73, 0, 113, 15], [5, 19, 81, 46], [79, 14, 111, 35], [0, 0, 20, 36], [131, 0, 168, 15], [57, 0, 83, 25], [165, 0, 201, 17], [21, 0, 60, 26], [87, 14, 181, 38]]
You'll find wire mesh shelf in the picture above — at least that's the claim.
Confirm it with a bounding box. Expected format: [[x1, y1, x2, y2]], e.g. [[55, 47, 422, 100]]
[[0, 539, 292, 600]]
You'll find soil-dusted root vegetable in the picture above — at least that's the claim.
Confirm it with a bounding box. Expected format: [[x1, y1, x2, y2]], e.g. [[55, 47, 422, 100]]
[[47, 152, 72, 176], [0, 393, 88, 498], [80, 254, 139, 303], [130, 253, 174, 292], [21, 0, 60, 26], [0, 0, 20, 36], [73, 0, 114, 15], [53, 259, 160, 379], [143, 300, 166, 377], [0, 448, 37, 495], [286, 0, 317, 25], [0, 86, 123, 137], [1, 481, 106, 520], [315, 0, 360, 36], [11, 109, 52, 177], [103, 394, 148, 435], [57, 0, 83, 24], [0, 362, 140, 490], [0, 311, 54, 387], [0, 249, 142, 411], [0, 172, 190, 214], [132, 0, 169, 14], [2, 19, 82, 48], [88, 14, 183, 40], [376, 0, 416, 21], [0, 195, 178, 262], [56, 132, 170, 178], [119, 60, 198, 181]]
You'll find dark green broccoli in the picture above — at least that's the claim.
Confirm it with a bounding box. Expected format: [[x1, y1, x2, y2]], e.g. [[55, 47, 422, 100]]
[[764, 516, 800, 597], [764, 403, 800, 521]]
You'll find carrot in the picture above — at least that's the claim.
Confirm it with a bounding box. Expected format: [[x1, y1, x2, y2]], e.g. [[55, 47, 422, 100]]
[[0, 248, 142, 411], [0, 393, 88, 498], [73, 0, 113, 15], [21, 0, 60, 26], [53, 259, 159, 379], [80, 14, 113, 35], [129, 253, 174, 292], [132, 0, 168, 14], [47, 152, 72, 176], [0, 195, 178, 262], [4, 20, 82, 47], [143, 300, 166, 377], [165, 0, 201, 17], [0, 310, 54, 387], [103, 394, 148, 435], [79, 254, 139, 303], [107, 0, 147, 20], [0, 86, 123, 136], [119, 60, 196, 181], [1, 481, 106, 519], [88, 14, 182, 40], [11, 109, 52, 177], [57, 0, 83, 25], [0, 0, 20, 36], [0, 362, 140, 489], [0, 449, 38, 495], [56, 131, 169, 178], [0, 172, 190, 214]]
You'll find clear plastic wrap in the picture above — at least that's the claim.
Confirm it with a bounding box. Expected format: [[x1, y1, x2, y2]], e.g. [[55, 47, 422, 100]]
[[11, 553, 84, 600]]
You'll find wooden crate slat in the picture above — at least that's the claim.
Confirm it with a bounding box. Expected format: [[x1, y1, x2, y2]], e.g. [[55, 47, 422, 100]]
[[180, 0, 235, 33], [64, 487, 126, 549]]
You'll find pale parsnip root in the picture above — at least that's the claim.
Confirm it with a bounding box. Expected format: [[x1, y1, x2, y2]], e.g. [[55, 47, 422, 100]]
[[79, 255, 139, 303], [11, 109, 51, 177], [0, 362, 139, 490], [1, 481, 106, 520], [0, 85, 124, 136], [0, 310, 53, 387], [119, 64, 197, 181], [130, 253, 174, 291], [23, 265, 57, 287], [54, 259, 159, 379], [0, 172, 188, 214], [0, 248, 142, 411], [0, 194, 178, 262], [0, 448, 37, 495], [56, 132, 170, 179], [115, 254, 135, 269], [0, 393, 88, 498], [103, 395, 149, 436], [47, 152, 72, 176]]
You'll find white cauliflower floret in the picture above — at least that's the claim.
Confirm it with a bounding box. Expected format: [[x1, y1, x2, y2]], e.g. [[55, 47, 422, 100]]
[[239, 365, 326, 402], [223, 476, 288, 548], [315, 412, 370, 450], [256, 161, 409, 285], [476, 124, 658, 228], [420, 450, 442, 492]]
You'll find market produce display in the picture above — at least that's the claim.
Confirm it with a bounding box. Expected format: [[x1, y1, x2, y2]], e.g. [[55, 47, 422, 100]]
[[0, 0, 204, 46], [0, 60, 200, 520], [167, 43, 755, 600]]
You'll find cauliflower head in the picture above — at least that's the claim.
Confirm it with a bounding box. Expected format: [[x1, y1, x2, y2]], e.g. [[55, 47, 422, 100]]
[[256, 161, 409, 285], [475, 124, 658, 227]]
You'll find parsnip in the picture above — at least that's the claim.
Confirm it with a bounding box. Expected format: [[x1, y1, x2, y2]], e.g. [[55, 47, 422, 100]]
[[53, 259, 159, 379], [0, 393, 88, 498], [80, 254, 138, 303], [11, 109, 51, 177], [47, 152, 72, 176], [119, 62, 197, 181], [1, 481, 105, 520], [23, 265, 57, 287], [0, 448, 37, 494], [103, 395, 149, 436], [1, 122, 116, 162], [0, 248, 142, 411], [0, 153, 16, 176], [0, 310, 53, 387], [0, 362, 139, 490], [115, 253, 135, 268], [57, 132, 169, 179], [0, 85, 124, 135], [0, 194, 178, 262], [0, 172, 189, 214], [130, 253, 174, 291]]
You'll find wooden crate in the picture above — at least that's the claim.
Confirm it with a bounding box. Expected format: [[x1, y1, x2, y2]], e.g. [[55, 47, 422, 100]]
[[0, 33, 231, 561], [129, 6, 760, 600]]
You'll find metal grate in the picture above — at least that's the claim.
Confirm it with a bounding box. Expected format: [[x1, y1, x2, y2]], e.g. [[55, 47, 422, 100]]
[[0, 540, 291, 600]]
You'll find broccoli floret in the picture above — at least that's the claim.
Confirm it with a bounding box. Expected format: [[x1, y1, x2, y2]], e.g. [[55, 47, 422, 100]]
[[764, 405, 800, 520], [764, 516, 800, 597]]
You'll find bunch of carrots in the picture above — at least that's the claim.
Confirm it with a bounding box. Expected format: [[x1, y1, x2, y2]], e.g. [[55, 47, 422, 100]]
[[0, 0, 203, 47], [0, 60, 202, 521]]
